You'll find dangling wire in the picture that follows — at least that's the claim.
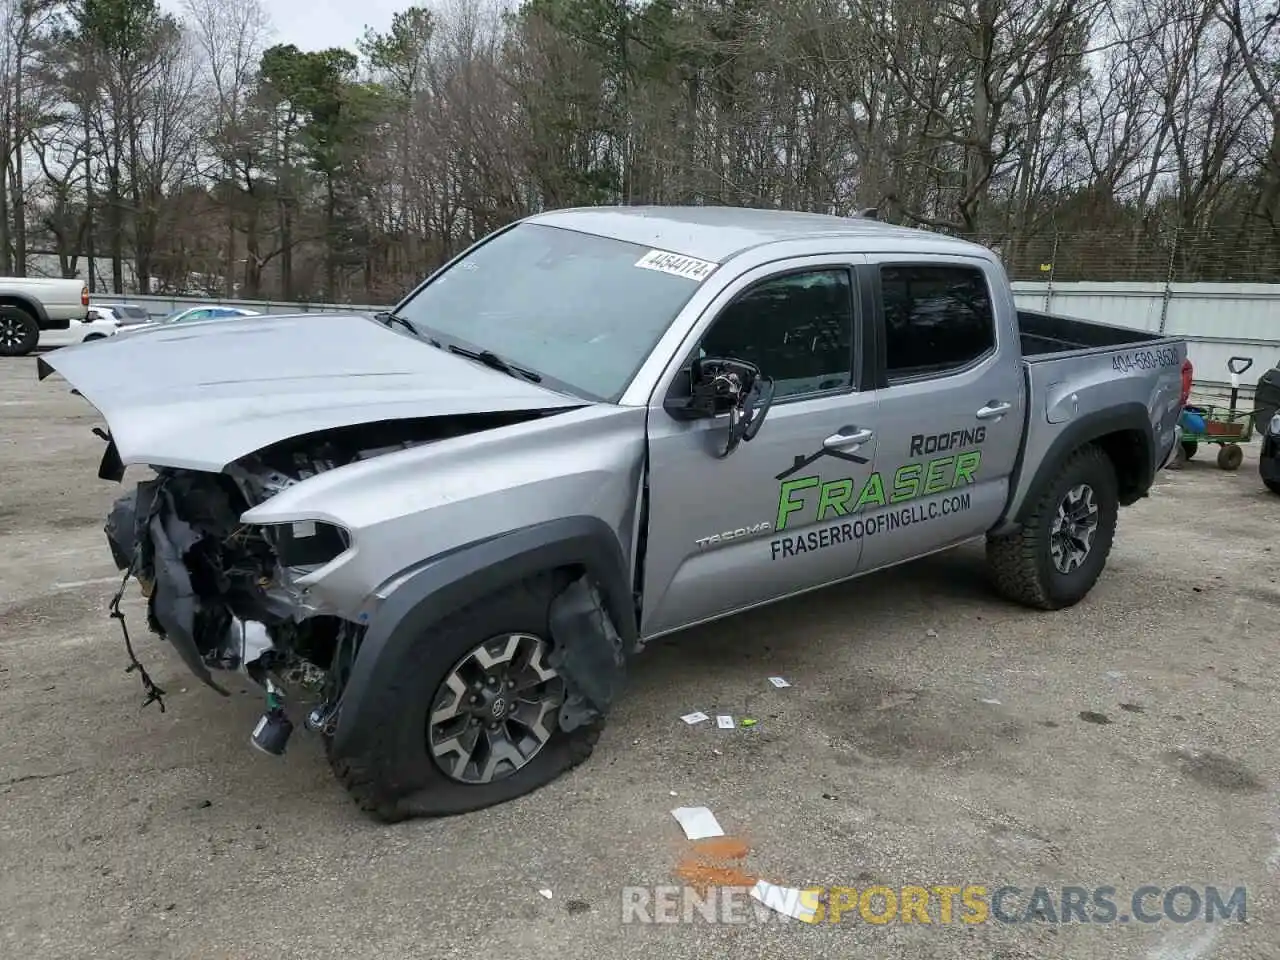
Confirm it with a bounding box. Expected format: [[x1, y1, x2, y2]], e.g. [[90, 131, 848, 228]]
[[107, 478, 171, 713], [109, 558, 166, 712]]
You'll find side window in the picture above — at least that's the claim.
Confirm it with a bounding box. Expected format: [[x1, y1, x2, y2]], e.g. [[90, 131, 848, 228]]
[[698, 268, 854, 400], [880, 265, 995, 378]]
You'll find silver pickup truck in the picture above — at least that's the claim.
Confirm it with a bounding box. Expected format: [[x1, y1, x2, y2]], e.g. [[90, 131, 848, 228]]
[[0, 276, 90, 356], [39, 207, 1189, 821]]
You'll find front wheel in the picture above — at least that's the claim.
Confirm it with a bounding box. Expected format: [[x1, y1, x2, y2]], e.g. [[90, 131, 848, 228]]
[[1181, 440, 1198, 460], [986, 443, 1119, 611], [328, 573, 604, 822], [1265, 479, 1280, 495]]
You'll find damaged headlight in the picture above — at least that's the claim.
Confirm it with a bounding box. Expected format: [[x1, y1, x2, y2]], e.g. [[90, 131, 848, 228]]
[[263, 519, 352, 576]]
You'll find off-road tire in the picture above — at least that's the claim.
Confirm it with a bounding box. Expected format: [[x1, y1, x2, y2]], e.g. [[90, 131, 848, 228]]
[[0, 306, 39, 357], [1265, 479, 1280, 495], [327, 573, 604, 822], [986, 443, 1119, 611]]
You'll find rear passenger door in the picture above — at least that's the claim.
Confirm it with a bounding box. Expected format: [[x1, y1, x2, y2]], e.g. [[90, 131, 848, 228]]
[[856, 256, 1025, 573]]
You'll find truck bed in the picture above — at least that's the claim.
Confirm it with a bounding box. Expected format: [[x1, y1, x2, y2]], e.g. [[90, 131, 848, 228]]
[[1017, 309, 1165, 359]]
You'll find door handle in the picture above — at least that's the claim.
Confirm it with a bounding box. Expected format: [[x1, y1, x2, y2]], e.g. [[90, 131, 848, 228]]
[[976, 401, 1012, 420], [823, 427, 874, 450]]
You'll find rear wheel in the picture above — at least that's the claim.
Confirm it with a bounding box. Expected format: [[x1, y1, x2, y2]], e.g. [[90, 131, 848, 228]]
[[328, 573, 604, 822], [986, 443, 1119, 611], [0, 306, 38, 357], [1265, 480, 1280, 495], [1181, 440, 1198, 460], [1217, 444, 1244, 471]]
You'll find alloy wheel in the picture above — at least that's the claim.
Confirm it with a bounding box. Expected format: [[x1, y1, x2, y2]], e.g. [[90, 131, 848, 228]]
[[1049, 483, 1099, 574], [0, 315, 26, 348], [427, 633, 564, 784]]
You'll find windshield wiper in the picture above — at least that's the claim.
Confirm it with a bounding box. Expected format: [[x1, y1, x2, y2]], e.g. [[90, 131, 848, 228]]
[[372, 310, 419, 336], [447, 344, 543, 383]]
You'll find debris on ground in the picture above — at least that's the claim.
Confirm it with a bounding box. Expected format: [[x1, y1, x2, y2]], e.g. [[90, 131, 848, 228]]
[[768, 676, 791, 688], [739, 717, 757, 728], [751, 879, 820, 922], [538, 889, 553, 900], [680, 711, 709, 725], [671, 806, 724, 840], [926, 628, 938, 638], [979, 698, 1002, 705], [716, 715, 734, 729]]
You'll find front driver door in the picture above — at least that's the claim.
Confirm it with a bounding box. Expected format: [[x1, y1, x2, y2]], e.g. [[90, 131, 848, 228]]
[[641, 258, 880, 639]]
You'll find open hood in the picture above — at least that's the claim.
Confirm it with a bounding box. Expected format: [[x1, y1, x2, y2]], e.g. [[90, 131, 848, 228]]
[[38, 311, 584, 473]]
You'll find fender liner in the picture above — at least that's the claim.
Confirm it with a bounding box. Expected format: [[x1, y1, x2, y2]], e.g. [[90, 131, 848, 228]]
[[329, 515, 637, 758], [1007, 403, 1156, 530]]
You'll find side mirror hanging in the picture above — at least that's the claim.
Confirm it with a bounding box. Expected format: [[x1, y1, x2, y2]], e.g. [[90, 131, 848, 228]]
[[664, 356, 776, 458]]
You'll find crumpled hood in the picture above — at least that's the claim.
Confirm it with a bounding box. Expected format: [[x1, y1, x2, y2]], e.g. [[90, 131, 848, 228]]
[[38, 311, 583, 472]]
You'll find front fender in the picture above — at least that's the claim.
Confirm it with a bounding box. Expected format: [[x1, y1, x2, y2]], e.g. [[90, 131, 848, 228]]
[[330, 515, 636, 757]]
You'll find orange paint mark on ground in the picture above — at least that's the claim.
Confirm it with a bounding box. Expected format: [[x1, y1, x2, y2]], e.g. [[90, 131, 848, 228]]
[[674, 835, 756, 892], [674, 860, 757, 892], [692, 836, 750, 860]]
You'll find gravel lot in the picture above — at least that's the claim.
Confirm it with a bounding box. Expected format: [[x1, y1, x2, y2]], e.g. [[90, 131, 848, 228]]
[[2, 354, 1279, 960]]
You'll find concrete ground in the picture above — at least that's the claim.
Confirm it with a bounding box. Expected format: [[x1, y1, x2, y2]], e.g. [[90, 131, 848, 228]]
[[2, 354, 1279, 960]]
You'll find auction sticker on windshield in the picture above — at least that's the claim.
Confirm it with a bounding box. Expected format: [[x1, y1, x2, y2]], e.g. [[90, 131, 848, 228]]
[[635, 249, 719, 282]]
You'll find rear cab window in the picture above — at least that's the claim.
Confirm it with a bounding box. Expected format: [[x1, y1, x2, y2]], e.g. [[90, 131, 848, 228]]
[[878, 264, 996, 380]]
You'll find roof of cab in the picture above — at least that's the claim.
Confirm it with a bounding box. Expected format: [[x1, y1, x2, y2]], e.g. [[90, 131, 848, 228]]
[[523, 205, 996, 264]]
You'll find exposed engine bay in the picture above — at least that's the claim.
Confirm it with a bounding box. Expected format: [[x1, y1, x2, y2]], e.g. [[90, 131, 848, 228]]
[[101, 413, 544, 752]]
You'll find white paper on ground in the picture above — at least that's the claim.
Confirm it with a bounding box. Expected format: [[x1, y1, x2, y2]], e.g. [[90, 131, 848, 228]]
[[716, 715, 734, 729], [768, 677, 791, 688], [671, 806, 724, 840], [750, 880, 819, 923], [681, 711, 710, 725]]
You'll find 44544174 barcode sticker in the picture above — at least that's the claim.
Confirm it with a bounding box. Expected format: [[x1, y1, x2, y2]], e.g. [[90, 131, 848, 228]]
[[634, 248, 718, 282]]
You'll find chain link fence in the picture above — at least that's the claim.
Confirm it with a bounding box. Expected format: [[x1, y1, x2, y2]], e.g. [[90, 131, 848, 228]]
[[980, 224, 1280, 284]]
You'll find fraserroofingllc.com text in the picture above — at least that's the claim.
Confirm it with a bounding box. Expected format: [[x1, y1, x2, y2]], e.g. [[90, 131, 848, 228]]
[[620, 884, 1248, 925]]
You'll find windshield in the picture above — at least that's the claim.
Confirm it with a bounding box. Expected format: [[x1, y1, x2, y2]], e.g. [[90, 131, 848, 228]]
[[394, 223, 710, 401]]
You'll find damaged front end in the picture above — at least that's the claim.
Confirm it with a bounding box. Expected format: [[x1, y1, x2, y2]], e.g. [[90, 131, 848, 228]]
[[101, 423, 455, 753]]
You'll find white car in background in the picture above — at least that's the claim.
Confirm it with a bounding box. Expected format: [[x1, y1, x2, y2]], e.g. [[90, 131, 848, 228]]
[[38, 309, 123, 347], [90, 303, 153, 327]]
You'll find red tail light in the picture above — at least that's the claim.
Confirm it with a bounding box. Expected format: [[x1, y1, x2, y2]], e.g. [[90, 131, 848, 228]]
[[1180, 358, 1193, 407], [80, 286, 89, 307]]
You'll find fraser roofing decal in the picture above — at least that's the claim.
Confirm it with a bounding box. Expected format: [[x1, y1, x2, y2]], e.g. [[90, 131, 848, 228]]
[[770, 492, 973, 560], [910, 427, 986, 456], [770, 427, 986, 560], [634, 248, 719, 282]]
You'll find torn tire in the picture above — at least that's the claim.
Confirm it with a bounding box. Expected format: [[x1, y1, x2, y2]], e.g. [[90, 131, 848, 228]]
[[328, 573, 604, 822]]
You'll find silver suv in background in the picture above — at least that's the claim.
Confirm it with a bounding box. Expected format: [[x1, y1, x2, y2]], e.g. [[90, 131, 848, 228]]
[[40, 206, 1189, 822]]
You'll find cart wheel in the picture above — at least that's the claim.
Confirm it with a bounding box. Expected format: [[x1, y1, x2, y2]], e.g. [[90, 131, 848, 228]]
[[1181, 441, 1198, 460], [1217, 444, 1244, 471]]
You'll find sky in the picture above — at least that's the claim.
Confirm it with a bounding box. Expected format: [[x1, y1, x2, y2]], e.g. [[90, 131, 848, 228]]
[[161, 0, 409, 53]]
